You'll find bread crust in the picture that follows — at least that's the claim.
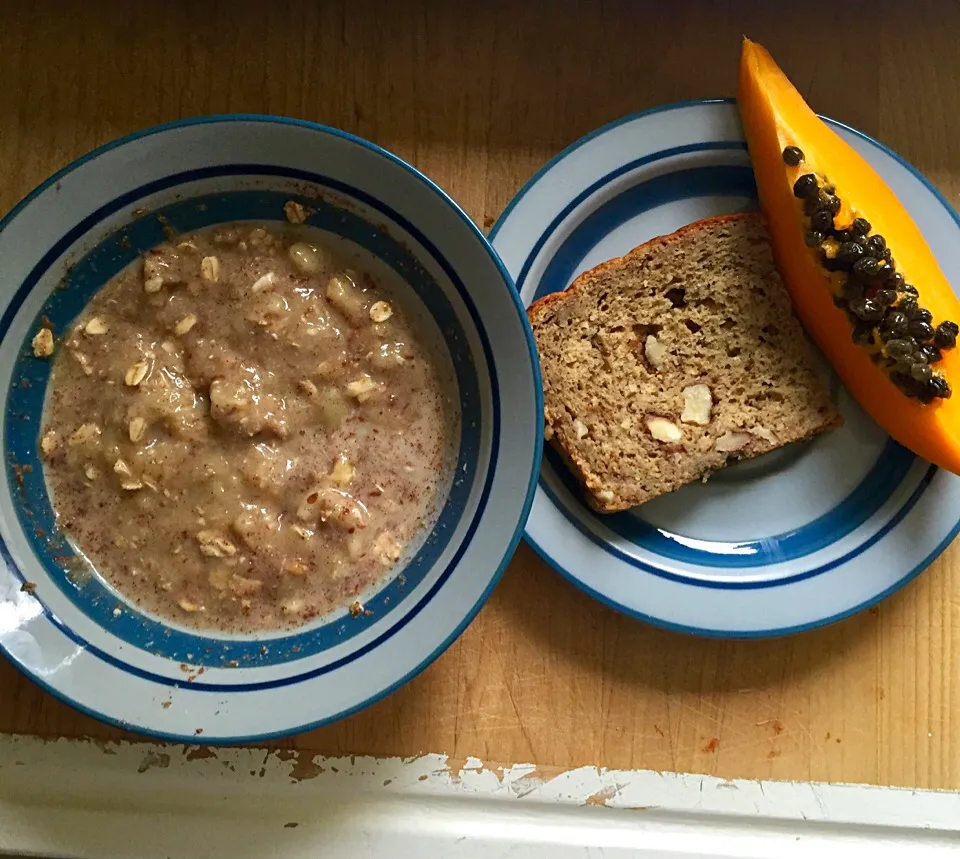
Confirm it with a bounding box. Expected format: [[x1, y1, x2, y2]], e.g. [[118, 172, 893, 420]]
[[528, 212, 841, 513], [528, 212, 762, 325]]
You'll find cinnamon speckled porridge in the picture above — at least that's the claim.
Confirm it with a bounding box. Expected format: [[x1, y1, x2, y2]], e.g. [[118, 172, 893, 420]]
[[35, 204, 458, 633]]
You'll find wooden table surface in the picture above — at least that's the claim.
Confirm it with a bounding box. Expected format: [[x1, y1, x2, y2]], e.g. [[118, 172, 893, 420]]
[[3, 0, 960, 792]]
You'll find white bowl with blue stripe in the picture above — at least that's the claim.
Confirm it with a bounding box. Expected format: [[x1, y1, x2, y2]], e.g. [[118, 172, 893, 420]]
[[0, 116, 542, 741], [490, 100, 960, 637]]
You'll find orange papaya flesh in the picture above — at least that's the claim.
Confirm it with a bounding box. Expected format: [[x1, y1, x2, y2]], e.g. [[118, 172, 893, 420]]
[[738, 38, 960, 475]]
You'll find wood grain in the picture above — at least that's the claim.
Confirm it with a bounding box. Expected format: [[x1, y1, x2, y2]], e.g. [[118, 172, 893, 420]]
[[2, 0, 960, 790]]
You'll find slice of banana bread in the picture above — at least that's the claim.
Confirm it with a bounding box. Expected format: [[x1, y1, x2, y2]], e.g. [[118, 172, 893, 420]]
[[529, 212, 841, 513]]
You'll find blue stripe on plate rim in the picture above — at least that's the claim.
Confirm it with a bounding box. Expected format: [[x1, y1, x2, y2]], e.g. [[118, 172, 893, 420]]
[[490, 97, 960, 637], [541, 452, 937, 589], [540, 445, 923, 582], [524, 159, 919, 572], [0, 115, 543, 739]]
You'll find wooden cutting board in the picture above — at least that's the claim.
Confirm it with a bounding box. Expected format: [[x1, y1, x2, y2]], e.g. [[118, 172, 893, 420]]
[[2, 0, 959, 790]]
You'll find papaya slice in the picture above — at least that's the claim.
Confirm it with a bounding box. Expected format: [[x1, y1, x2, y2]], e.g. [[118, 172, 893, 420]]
[[738, 38, 960, 474]]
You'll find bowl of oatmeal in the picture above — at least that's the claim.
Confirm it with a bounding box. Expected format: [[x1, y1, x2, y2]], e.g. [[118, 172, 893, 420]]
[[0, 116, 542, 741]]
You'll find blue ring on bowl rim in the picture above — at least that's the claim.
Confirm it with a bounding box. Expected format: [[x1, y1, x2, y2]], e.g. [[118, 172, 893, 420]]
[[6, 180, 485, 671], [491, 98, 959, 635], [0, 116, 543, 718]]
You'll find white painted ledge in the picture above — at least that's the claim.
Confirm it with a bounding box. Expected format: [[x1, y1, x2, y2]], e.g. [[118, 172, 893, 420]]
[[1, 734, 959, 857]]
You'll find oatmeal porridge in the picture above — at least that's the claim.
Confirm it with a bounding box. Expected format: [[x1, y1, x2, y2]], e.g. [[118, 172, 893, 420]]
[[37, 210, 458, 633]]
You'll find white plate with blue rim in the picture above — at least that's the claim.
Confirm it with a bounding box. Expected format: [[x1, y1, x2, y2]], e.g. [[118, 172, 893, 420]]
[[490, 99, 960, 638], [0, 116, 542, 742]]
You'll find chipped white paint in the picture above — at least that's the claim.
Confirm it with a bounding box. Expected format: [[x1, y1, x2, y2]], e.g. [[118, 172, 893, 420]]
[[1, 734, 960, 857]]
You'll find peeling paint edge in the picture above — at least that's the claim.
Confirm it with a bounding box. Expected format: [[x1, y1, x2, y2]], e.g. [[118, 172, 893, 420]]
[[1, 734, 959, 858]]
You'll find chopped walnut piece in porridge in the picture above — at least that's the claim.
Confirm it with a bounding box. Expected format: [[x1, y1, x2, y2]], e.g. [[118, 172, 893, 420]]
[[40, 221, 457, 632]]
